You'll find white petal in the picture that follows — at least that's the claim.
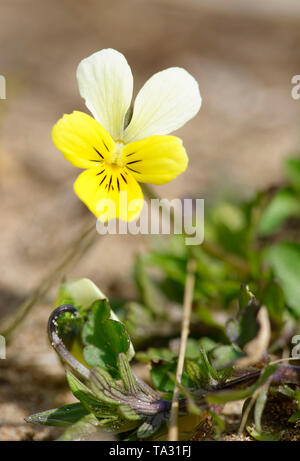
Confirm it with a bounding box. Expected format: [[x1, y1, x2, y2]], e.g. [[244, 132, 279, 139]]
[[77, 49, 133, 140], [123, 67, 201, 143]]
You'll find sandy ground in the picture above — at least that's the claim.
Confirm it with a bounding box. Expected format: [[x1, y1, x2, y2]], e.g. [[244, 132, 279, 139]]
[[1, 0, 300, 440]]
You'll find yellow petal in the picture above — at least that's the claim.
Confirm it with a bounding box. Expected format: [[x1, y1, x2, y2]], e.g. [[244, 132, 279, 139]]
[[122, 135, 188, 185], [73, 164, 144, 222], [52, 111, 115, 169]]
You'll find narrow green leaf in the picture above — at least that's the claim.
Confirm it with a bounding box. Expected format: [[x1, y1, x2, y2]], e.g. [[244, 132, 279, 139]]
[[66, 370, 95, 401], [253, 364, 277, 390], [267, 242, 300, 315], [66, 370, 117, 417], [247, 426, 282, 441], [199, 348, 219, 382], [226, 287, 260, 348], [210, 344, 245, 369], [206, 387, 253, 404], [26, 403, 88, 427], [118, 353, 139, 395], [119, 405, 143, 421], [58, 414, 100, 441], [97, 416, 139, 433], [285, 157, 300, 191], [90, 366, 126, 405], [261, 280, 285, 325], [206, 364, 277, 404], [136, 348, 175, 364], [258, 188, 300, 236], [254, 381, 271, 433], [185, 360, 209, 388], [150, 360, 193, 392], [288, 411, 300, 423], [238, 284, 255, 312], [276, 385, 296, 399]]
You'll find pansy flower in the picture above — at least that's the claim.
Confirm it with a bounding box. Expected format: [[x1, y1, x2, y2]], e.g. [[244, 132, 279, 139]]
[[52, 49, 201, 221]]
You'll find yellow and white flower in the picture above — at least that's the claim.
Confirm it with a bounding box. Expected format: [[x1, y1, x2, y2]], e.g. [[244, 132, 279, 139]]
[[52, 49, 201, 222]]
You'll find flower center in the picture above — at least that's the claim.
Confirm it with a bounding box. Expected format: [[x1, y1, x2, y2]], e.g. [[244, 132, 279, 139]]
[[109, 141, 125, 167]]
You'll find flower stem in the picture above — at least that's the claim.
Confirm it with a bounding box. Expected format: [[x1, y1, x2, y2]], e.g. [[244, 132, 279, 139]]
[[168, 259, 196, 441], [48, 304, 90, 379]]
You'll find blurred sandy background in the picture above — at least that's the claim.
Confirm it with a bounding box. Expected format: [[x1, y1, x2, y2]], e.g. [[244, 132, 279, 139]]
[[1, 0, 300, 440]]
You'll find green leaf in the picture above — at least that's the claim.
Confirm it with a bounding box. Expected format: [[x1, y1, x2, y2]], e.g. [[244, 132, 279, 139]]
[[58, 414, 101, 441], [66, 370, 117, 417], [119, 405, 142, 421], [288, 411, 300, 423], [66, 370, 92, 396], [246, 426, 282, 441], [258, 188, 300, 236], [206, 387, 253, 404], [143, 252, 187, 285], [238, 284, 255, 312], [186, 349, 225, 389], [185, 338, 209, 359], [26, 403, 89, 427], [226, 293, 259, 348], [89, 366, 126, 405], [136, 348, 175, 364], [136, 339, 217, 366], [196, 304, 226, 337], [209, 201, 249, 257], [82, 300, 132, 377], [207, 410, 226, 439], [254, 381, 271, 433], [285, 157, 300, 191], [296, 390, 300, 407], [276, 385, 296, 399], [185, 360, 209, 388], [206, 364, 277, 404], [267, 242, 300, 315], [198, 348, 220, 383], [96, 417, 139, 434], [124, 301, 154, 343], [118, 353, 140, 395], [254, 364, 277, 388], [261, 280, 285, 325], [150, 360, 193, 393], [210, 344, 245, 369]]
